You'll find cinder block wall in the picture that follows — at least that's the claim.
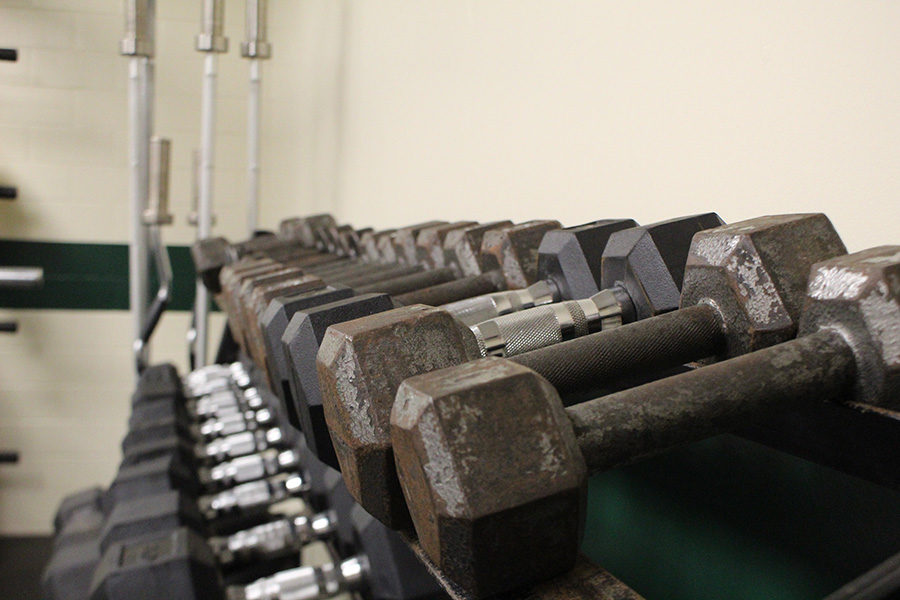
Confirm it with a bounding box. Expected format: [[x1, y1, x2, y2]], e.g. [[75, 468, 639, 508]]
[[1, 0, 900, 533]]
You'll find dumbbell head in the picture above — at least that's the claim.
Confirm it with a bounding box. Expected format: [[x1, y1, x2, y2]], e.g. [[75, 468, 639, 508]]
[[109, 453, 198, 504], [280, 293, 395, 468], [681, 213, 847, 355], [535, 218, 639, 299], [444, 220, 514, 275], [391, 359, 584, 597], [121, 433, 195, 467], [121, 414, 191, 457], [133, 363, 183, 404], [241, 274, 325, 368], [800, 246, 900, 407], [260, 285, 355, 395], [360, 229, 396, 262], [414, 221, 474, 269], [375, 221, 444, 264], [348, 505, 445, 600], [99, 490, 204, 555], [322, 468, 358, 555], [89, 528, 222, 600], [413, 221, 478, 268], [317, 305, 480, 528], [191, 237, 234, 293], [600, 213, 724, 320], [53, 501, 105, 551], [479, 220, 562, 288], [54, 486, 105, 533], [278, 213, 338, 248], [194, 233, 296, 295], [43, 535, 102, 600]]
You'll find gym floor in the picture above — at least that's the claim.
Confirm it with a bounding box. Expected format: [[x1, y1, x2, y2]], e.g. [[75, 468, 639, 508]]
[[0, 536, 52, 600]]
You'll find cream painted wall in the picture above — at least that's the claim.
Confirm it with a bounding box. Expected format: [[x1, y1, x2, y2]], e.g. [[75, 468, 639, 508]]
[[0, 0, 899, 533], [278, 0, 900, 252]]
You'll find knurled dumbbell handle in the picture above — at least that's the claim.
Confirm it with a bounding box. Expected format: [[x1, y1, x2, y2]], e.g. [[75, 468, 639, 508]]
[[471, 290, 626, 357], [511, 303, 725, 395], [433, 279, 555, 326], [395, 270, 506, 307], [355, 267, 456, 295], [568, 327, 854, 474]]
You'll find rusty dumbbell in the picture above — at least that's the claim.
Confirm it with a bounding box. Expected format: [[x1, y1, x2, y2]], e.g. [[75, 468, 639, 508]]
[[390, 244, 892, 597], [316, 213, 730, 529]]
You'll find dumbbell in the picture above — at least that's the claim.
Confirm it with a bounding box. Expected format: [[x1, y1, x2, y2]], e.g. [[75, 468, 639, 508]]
[[102, 443, 330, 561], [193, 214, 338, 292], [43, 531, 103, 600], [91, 511, 443, 600], [111, 447, 309, 537], [388, 246, 899, 598], [274, 218, 660, 467], [126, 396, 279, 467], [53, 496, 106, 550], [89, 528, 223, 600], [127, 404, 300, 492], [218, 224, 481, 369], [93, 472, 445, 600], [53, 486, 105, 533], [461, 212, 724, 350], [214, 219, 470, 308], [436, 218, 634, 327], [227, 505, 447, 600], [208, 507, 339, 568], [43, 488, 108, 600], [315, 214, 733, 527]]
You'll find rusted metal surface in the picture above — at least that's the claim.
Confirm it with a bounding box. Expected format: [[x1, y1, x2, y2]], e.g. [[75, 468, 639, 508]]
[[509, 214, 846, 395], [568, 327, 856, 473], [415, 221, 478, 268], [317, 305, 480, 530], [519, 556, 645, 600], [391, 358, 586, 599], [480, 220, 562, 289], [394, 271, 506, 306], [360, 228, 395, 263], [511, 304, 724, 396], [445, 221, 514, 277], [382, 221, 447, 265], [336, 264, 424, 288], [401, 534, 644, 600], [278, 214, 337, 247], [800, 246, 900, 409], [681, 213, 846, 356], [355, 267, 457, 296]]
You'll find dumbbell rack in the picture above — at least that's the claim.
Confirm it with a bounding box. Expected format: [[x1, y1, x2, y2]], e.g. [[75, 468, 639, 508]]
[[201, 218, 900, 599]]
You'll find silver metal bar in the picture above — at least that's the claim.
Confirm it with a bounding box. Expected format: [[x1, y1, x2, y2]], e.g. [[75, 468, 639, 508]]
[[246, 60, 261, 236], [122, 0, 156, 376], [0, 267, 44, 289], [194, 0, 228, 367], [134, 136, 173, 372], [243, 0, 270, 236]]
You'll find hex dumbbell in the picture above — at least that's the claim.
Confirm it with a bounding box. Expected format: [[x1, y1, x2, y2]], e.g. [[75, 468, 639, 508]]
[[389, 246, 899, 597], [227, 505, 446, 600], [278, 218, 659, 468], [315, 214, 732, 527]]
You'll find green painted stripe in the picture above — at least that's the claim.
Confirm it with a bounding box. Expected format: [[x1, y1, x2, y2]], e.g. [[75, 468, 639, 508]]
[[0, 240, 201, 311]]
